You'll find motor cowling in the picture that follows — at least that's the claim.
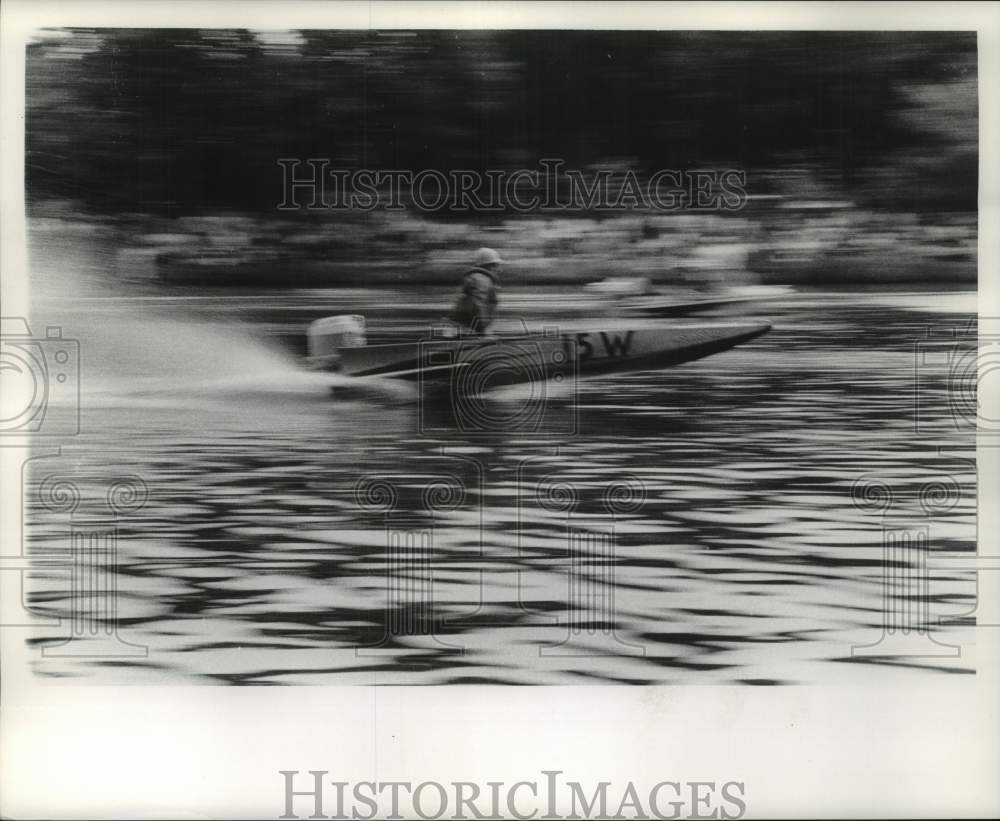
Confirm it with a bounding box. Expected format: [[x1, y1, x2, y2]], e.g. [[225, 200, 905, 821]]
[[307, 315, 366, 370]]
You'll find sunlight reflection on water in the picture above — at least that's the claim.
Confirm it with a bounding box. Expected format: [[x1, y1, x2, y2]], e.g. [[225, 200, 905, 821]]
[[24, 289, 978, 684]]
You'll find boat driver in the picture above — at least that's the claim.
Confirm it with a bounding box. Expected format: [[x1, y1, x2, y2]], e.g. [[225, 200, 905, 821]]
[[450, 247, 503, 335]]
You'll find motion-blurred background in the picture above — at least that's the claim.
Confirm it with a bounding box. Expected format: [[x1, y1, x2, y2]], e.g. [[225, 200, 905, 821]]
[[26, 30, 977, 288]]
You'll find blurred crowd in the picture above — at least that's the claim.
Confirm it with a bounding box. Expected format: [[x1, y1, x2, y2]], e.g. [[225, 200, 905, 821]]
[[32, 196, 976, 289]]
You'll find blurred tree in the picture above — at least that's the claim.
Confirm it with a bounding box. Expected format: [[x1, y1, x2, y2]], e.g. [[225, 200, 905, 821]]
[[25, 29, 977, 214]]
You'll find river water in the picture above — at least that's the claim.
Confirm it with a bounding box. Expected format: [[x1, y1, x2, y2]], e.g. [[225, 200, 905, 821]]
[[20, 268, 979, 684]]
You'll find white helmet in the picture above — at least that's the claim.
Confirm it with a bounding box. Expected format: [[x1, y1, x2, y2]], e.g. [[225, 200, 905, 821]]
[[474, 247, 503, 267]]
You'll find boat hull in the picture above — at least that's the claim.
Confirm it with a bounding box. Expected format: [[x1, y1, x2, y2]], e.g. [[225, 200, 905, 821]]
[[331, 321, 771, 387]]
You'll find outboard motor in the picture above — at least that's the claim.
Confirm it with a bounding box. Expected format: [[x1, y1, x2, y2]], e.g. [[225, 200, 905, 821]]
[[306, 315, 366, 371]]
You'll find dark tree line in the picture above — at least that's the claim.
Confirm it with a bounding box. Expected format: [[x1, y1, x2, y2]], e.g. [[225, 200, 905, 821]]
[[26, 29, 977, 215]]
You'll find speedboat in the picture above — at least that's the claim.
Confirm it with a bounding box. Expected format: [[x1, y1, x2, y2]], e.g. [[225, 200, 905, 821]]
[[307, 315, 771, 389]]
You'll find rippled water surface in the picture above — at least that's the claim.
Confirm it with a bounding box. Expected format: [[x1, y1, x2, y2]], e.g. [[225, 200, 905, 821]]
[[23, 285, 979, 684]]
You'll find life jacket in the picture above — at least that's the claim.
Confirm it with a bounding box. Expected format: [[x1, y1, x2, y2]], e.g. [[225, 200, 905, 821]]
[[460, 266, 500, 306], [452, 266, 500, 329]]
